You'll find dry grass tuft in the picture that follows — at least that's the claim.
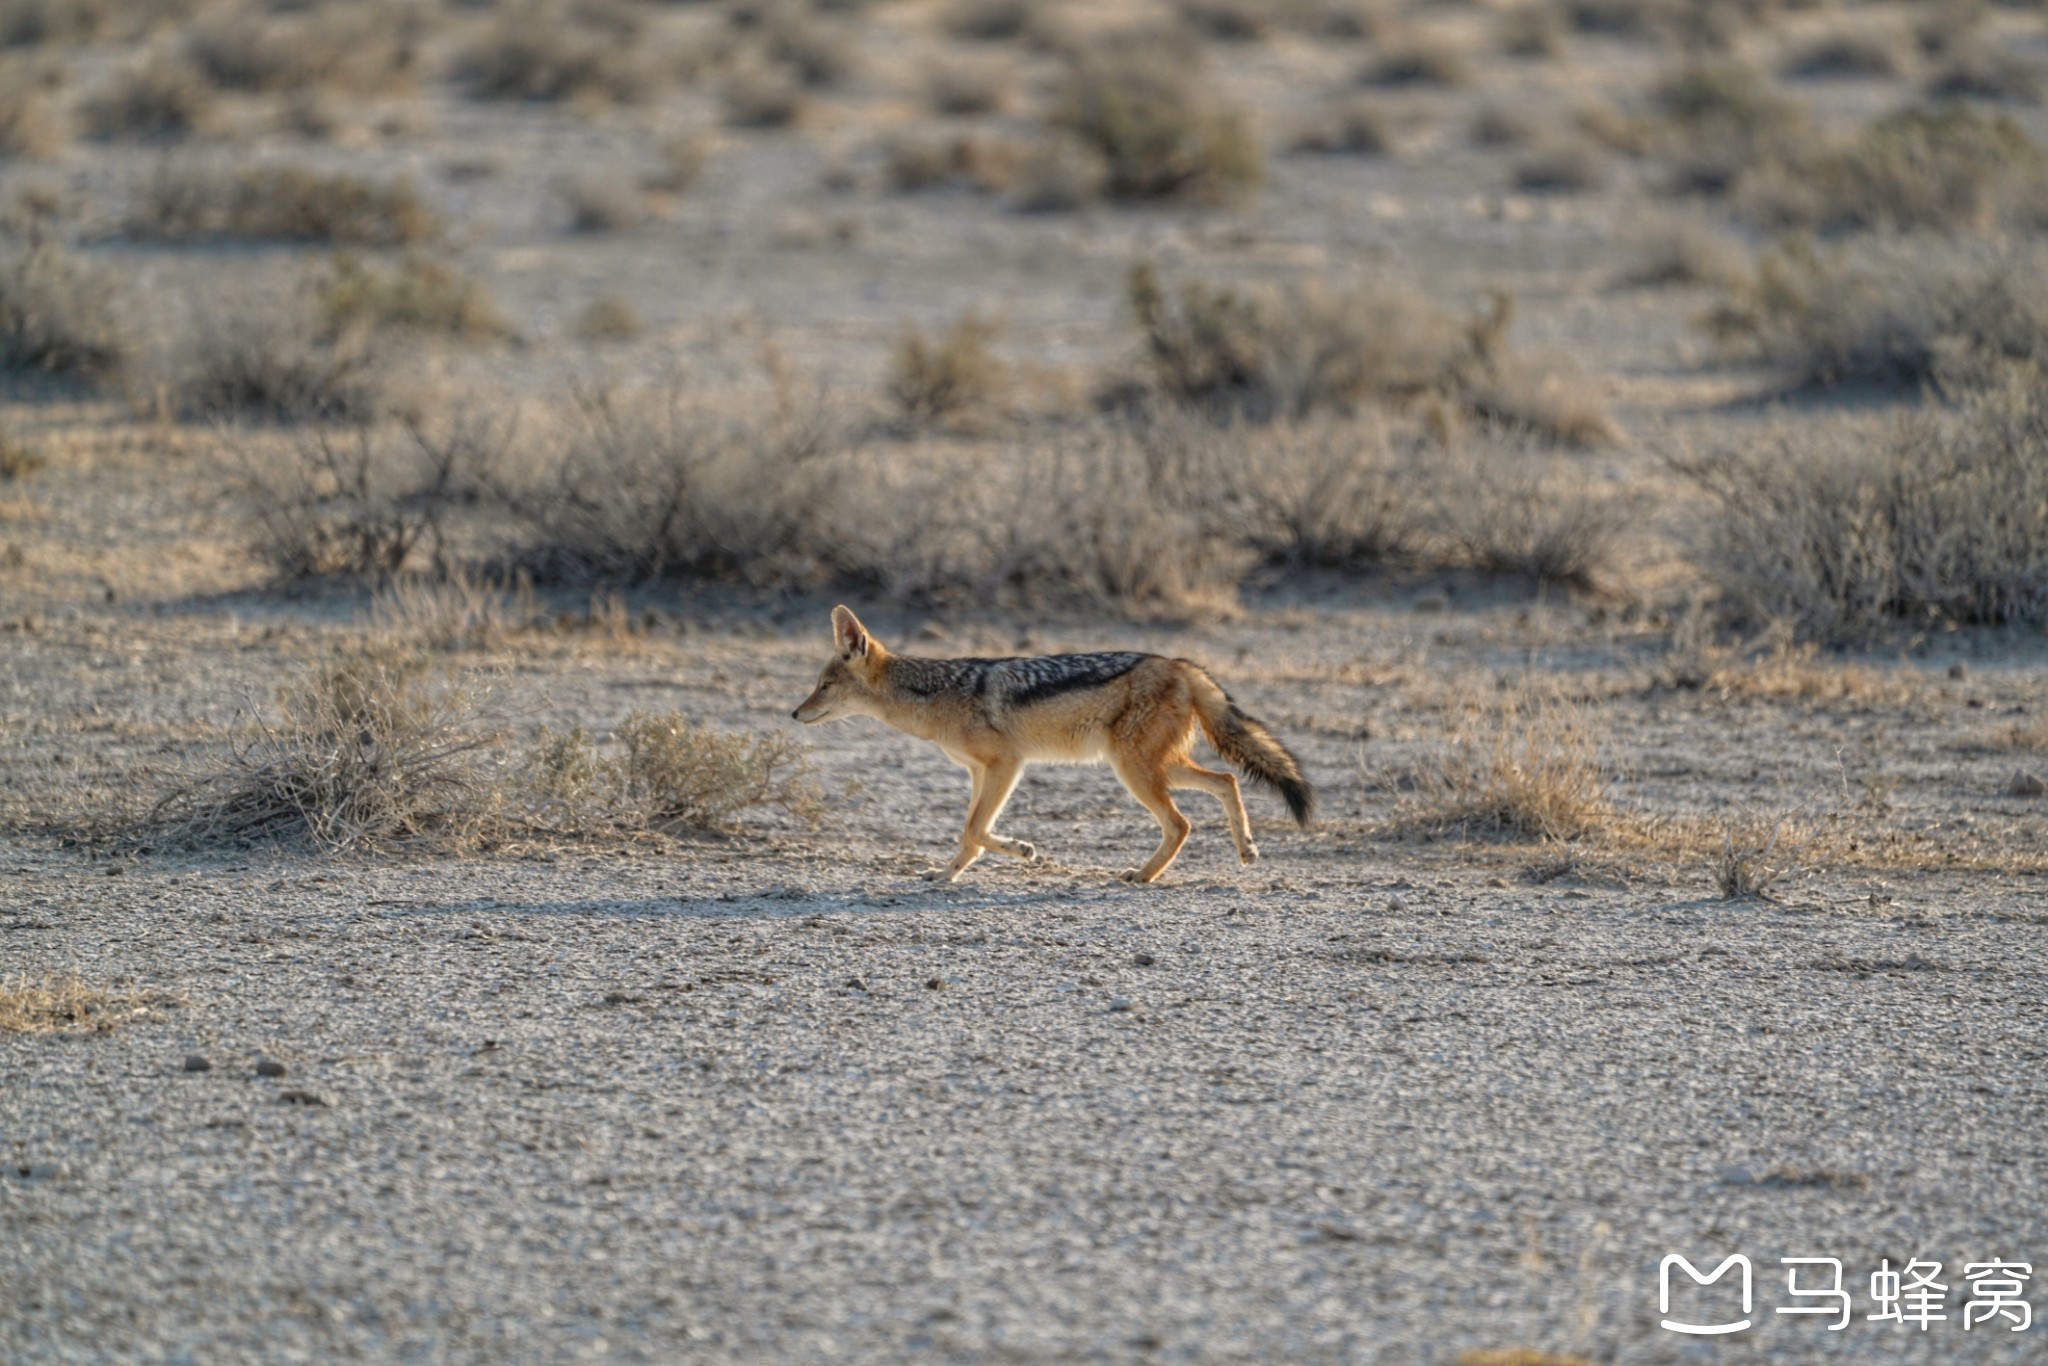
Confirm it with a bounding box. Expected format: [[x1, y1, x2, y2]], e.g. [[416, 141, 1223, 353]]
[[162, 300, 383, 424], [1713, 810, 1797, 899], [1498, 4, 1566, 58], [1049, 38, 1261, 203], [723, 60, 804, 127], [925, 54, 1012, 115], [0, 243, 125, 381], [368, 568, 543, 652], [0, 974, 180, 1035], [1362, 32, 1471, 88], [0, 68, 63, 157], [559, 171, 645, 233], [1615, 215, 1747, 288], [519, 712, 826, 836], [1458, 1352, 1594, 1366], [1395, 695, 1612, 842], [185, 3, 419, 96], [148, 645, 497, 852], [127, 164, 439, 247], [0, 420, 45, 480], [890, 310, 1009, 426]]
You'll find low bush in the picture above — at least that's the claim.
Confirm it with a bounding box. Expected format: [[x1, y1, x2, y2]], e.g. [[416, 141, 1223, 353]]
[[926, 55, 1011, 115], [185, 4, 419, 95], [1703, 236, 2048, 391], [1780, 28, 1908, 81], [1126, 266, 1617, 443], [80, 52, 214, 141], [1362, 33, 1471, 87], [0, 243, 125, 380], [1650, 61, 1809, 195], [244, 416, 500, 576], [1735, 104, 2048, 234], [575, 294, 644, 342], [126, 164, 440, 246], [147, 645, 496, 852], [316, 255, 509, 343], [1925, 44, 2044, 104], [1512, 138, 1606, 193], [453, 3, 654, 104], [0, 420, 44, 479], [1674, 379, 2048, 641], [889, 311, 1009, 425], [521, 712, 825, 835], [1291, 97, 1392, 156], [1048, 38, 1261, 203], [723, 61, 804, 127], [1614, 215, 1747, 288], [0, 70, 62, 157]]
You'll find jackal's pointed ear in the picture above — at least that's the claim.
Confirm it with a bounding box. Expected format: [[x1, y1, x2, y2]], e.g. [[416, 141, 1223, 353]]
[[831, 604, 870, 659]]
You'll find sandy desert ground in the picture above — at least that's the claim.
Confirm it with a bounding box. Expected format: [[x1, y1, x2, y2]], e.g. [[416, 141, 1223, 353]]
[[5, 0, 2048, 1360]]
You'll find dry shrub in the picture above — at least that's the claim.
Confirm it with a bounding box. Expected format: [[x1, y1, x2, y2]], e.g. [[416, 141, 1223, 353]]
[[751, 7, 858, 88], [1704, 236, 2048, 391], [575, 294, 644, 342], [184, 4, 419, 95], [1926, 43, 2044, 103], [1998, 713, 2048, 752], [1652, 61, 1809, 195], [316, 255, 509, 343], [559, 171, 645, 232], [0, 69, 63, 157], [245, 417, 501, 578], [1177, 0, 1274, 41], [723, 60, 804, 127], [890, 311, 1009, 425], [1396, 695, 1612, 841], [81, 51, 214, 141], [1735, 104, 2048, 234], [1049, 38, 1261, 203], [0, 420, 43, 479], [1127, 266, 1617, 444], [1781, 27, 1908, 81], [926, 54, 1011, 115], [1675, 380, 2048, 641], [1512, 138, 1606, 193], [1228, 418, 1419, 569], [162, 299, 382, 424], [1002, 133, 1109, 210], [1428, 444, 1628, 589], [148, 645, 496, 852], [520, 712, 825, 835], [0, 243, 125, 380], [1291, 97, 1392, 156], [946, 0, 1036, 42], [1614, 215, 1747, 288], [1362, 32, 1471, 87], [453, 2, 655, 104], [127, 164, 439, 246], [644, 134, 709, 193], [1498, 3, 1566, 57], [0, 975, 178, 1034]]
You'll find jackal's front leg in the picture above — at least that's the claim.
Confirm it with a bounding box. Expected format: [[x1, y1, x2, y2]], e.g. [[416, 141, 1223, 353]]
[[925, 758, 1034, 882]]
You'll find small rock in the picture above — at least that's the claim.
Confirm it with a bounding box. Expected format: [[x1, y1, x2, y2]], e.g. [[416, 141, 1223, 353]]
[[1719, 1163, 1759, 1187], [1132, 952, 1156, 967], [1313, 1220, 1362, 1242], [1387, 895, 1407, 913], [182, 1054, 211, 1073], [2009, 771, 2047, 797], [276, 1089, 327, 1107], [845, 977, 868, 992], [1948, 661, 1968, 680], [254, 1058, 287, 1078], [1107, 997, 1137, 1014], [924, 976, 943, 990]]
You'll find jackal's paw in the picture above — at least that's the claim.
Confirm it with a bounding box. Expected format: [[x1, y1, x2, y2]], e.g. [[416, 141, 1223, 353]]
[[921, 866, 961, 883], [1014, 841, 1037, 862], [1239, 844, 1261, 867], [1117, 868, 1155, 885]]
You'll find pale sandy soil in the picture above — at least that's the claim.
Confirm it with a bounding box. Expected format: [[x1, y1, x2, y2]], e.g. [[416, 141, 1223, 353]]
[[5, 1, 2048, 1361]]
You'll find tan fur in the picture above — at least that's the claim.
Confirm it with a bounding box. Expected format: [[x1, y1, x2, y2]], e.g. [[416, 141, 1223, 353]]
[[793, 606, 1313, 884]]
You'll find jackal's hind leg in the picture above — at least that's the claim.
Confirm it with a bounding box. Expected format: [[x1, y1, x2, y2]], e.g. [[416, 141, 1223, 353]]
[[1170, 761, 1258, 865], [1113, 757, 1191, 885]]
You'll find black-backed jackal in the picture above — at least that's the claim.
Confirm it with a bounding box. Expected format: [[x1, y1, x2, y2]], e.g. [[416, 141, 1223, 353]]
[[793, 606, 1315, 884]]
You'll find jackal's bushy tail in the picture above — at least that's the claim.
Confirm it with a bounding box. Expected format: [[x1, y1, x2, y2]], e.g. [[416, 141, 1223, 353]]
[[1189, 668, 1316, 827]]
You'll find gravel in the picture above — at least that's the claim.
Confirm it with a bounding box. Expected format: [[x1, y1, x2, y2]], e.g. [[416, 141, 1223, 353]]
[[4, 843, 2044, 1362]]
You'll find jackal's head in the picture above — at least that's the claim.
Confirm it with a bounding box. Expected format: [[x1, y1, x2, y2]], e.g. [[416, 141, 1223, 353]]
[[792, 605, 885, 724]]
